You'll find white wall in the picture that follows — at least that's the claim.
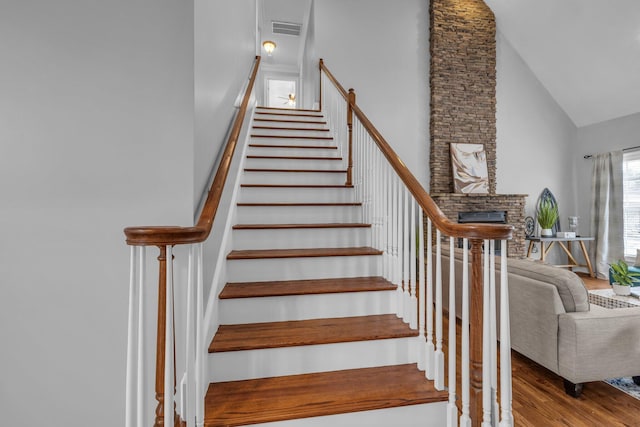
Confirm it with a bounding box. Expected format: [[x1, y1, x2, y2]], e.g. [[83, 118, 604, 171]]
[[574, 112, 640, 239], [194, 0, 257, 212], [314, 0, 430, 188], [495, 32, 577, 226], [0, 1, 194, 426]]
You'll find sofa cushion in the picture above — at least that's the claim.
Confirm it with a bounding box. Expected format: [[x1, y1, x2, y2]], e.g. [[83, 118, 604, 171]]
[[506, 257, 589, 312]]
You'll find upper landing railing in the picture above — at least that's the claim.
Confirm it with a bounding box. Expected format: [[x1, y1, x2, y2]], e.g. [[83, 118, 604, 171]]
[[319, 58, 514, 427]]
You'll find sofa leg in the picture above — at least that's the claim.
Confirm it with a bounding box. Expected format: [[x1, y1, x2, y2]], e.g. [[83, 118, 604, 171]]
[[633, 376, 640, 386], [563, 379, 583, 398]]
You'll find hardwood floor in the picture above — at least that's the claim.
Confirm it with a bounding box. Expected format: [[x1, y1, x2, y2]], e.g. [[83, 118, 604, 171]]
[[511, 273, 640, 426]]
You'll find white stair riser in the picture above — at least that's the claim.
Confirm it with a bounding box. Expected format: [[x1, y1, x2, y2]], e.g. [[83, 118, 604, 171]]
[[252, 121, 327, 129], [236, 205, 363, 224], [243, 171, 347, 185], [232, 227, 371, 250], [251, 128, 331, 137], [245, 157, 345, 170], [248, 146, 340, 158], [209, 337, 416, 382], [255, 113, 324, 121], [249, 136, 337, 146], [239, 186, 355, 203], [249, 403, 448, 427], [218, 290, 397, 324], [226, 255, 382, 282]]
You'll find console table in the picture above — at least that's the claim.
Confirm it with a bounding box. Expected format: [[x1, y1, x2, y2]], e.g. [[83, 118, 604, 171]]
[[526, 236, 595, 278]]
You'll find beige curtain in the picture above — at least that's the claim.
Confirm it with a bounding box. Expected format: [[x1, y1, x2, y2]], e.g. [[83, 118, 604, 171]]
[[590, 151, 624, 279]]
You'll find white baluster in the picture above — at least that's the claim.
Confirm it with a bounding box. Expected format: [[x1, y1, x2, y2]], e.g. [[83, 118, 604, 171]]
[[499, 241, 514, 427], [385, 165, 392, 284], [490, 241, 499, 426], [410, 197, 418, 330], [126, 247, 137, 427], [426, 219, 435, 380], [460, 239, 471, 427], [418, 209, 426, 371], [165, 245, 175, 427], [435, 229, 444, 390], [482, 241, 491, 427], [195, 243, 204, 427], [447, 237, 458, 427], [403, 187, 410, 322], [393, 176, 402, 315], [136, 248, 146, 426], [184, 245, 195, 426]]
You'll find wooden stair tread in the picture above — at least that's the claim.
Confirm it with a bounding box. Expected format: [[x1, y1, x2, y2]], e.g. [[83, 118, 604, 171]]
[[219, 276, 396, 299], [237, 202, 361, 206], [244, 168, 347, 173], [254, 118, 327, 125], [255, 112, 324, 118], [251, 134, 333, 140], [240, 183, 353, 188], [210, 314, 416, 352], [246, 155, 342, 160], [232, 223, 370, 230], [252, 126, 329, 132], [227, 247, 382, 260], [204, 364, 446, 427], [249, 144, 338, 149]]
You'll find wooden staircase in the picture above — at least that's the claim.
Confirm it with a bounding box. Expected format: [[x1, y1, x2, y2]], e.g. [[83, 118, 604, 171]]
[[203, 107, 447, 427]]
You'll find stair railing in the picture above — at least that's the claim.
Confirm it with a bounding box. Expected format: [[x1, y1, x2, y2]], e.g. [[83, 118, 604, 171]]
[[123, 56, 261, 427], [320, 59, 514, 427]]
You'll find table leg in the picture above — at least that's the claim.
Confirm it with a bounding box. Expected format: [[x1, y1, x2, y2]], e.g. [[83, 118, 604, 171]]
[[579, 241, 595, 278], [527, 240, 535, 258]]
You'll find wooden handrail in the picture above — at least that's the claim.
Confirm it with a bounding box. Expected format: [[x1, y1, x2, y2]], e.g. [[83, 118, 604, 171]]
[[124, 56, 262, 247], [319, 59, 513, 241]]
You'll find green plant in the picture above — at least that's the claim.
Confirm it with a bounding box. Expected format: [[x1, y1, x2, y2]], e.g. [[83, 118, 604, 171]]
[[609, 260, 640, 287], [536, 199, 559, 229]]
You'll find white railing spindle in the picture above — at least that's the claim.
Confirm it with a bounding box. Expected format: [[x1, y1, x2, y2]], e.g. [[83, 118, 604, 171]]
[[418, 210, 426, 371], [165, 245, 175, 427], [499, 242, 514, 427], [195, 243, 204, 427], [490, 240, 499, 425], [460, 239, 471, 427], [434, 229, 444, 390], [447, 237, 458, 427], [403, 187, 410, 322], [410, 197, 418, 330], [126, 247, 137, 427], [482, 241, 491, 427], [426, 218, 435, 380]]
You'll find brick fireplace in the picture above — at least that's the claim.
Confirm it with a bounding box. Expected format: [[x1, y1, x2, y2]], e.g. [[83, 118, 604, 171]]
[[429, 0, 526, 257]]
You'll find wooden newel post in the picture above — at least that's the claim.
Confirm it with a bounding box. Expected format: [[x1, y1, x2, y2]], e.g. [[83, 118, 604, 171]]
[[154, 246, 178, 427], [346, 88, 355, 186], [469, 239, 484, 427]]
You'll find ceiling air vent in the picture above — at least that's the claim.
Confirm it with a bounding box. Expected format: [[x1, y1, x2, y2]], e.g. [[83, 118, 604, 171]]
[[272, 21, 302, 37]]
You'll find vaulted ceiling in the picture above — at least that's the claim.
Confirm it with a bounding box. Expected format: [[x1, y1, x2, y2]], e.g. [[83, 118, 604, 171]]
[[262, 0, 640, 127], [485, 0, 640, 127]]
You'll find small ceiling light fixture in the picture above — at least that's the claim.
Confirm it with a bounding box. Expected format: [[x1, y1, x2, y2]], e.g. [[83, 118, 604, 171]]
[[263, 40, 276, 56]]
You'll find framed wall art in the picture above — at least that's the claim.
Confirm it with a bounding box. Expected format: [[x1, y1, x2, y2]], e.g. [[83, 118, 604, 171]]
[[450, 143, 489, 194]]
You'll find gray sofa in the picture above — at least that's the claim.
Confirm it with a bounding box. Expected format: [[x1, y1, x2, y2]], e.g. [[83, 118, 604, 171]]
[[440, 248, 640, 397]]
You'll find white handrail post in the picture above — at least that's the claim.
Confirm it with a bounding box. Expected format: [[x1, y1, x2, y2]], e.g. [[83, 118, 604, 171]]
[[447, 237, 458, 427], [499, 241, 514, 427]]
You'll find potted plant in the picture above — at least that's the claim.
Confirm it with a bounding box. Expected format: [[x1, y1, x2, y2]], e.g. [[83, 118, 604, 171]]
[[609, 260, 640, 296], [537, 199, 558, 237]]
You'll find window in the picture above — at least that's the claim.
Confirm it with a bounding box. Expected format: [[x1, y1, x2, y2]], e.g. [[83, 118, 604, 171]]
[[623, 149, 640, 258]]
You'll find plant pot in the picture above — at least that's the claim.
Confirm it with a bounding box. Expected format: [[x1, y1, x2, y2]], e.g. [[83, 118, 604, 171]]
[[540, 228, 553, 237], [612, 283, 631, 296]]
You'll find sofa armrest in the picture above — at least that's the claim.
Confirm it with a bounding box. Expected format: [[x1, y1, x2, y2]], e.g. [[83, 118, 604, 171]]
[[558, 305, 640, 383], [509, 276, 566, 374]]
